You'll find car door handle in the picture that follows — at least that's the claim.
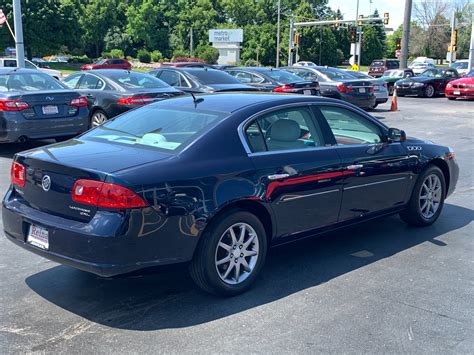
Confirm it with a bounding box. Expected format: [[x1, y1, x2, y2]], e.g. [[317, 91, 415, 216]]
[[346, 164, 363, 170], [267, 173, 290, 180]]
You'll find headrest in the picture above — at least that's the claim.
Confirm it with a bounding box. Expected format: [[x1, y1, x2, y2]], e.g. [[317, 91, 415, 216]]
[[270, 119, 301, 142]]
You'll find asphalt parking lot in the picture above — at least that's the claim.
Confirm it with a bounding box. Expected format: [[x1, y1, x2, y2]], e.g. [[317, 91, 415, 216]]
[[0, 97, 473, 353]]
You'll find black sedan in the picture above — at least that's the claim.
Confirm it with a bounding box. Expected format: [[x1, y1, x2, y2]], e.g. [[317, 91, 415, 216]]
[[282, 66, 376, 109], [395, 68, 460, 98], [0, 68, 89, 143], [3, 94, 459, 296], [63, 70, 183, 126], [224, 67, 320, 95], [149, 67, 257, 93]]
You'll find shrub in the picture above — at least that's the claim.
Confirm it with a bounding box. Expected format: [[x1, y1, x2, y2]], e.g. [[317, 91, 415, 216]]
[[137, 49, 151, 63], [244, 59, 258, 66], [195, 45, 219, 64], [110, 49, 124, 58], [172, 49, 188, 58], [101, 51, 112, 59], [68, 55, 93, 64], [150, 50, 163, 63]]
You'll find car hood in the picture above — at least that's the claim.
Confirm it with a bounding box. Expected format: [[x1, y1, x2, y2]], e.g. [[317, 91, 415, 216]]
[[19, 138, 174, 174], [447, 77, 474, 85]]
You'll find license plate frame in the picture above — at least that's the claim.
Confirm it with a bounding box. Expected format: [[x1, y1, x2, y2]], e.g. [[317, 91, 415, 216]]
[[42, 105, 59, 115], [358, 88, 366, 93], [303, 89, 312, 95], [27, 224, 49, 250], [453, 90, 461, 95]]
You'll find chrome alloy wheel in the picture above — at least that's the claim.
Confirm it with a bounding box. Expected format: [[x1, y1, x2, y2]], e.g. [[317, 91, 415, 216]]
[[215, 222, 259, 285], [419, 174, 442, 219], [425, 85, 435, 97], [91, 111, 107, 127]]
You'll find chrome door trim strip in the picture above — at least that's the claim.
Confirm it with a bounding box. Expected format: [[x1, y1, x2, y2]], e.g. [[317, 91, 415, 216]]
[[279, 189, 340, 202], [344, 177, 407, 191]]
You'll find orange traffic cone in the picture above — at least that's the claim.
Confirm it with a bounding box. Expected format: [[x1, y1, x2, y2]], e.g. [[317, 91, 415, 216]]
[[390, 88, 399, 111]]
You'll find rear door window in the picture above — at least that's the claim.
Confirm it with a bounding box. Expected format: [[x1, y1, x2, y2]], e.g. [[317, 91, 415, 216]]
[[158, 70, 181, 86], [63, 73, 83, 89], [78, 74, 101, 89]]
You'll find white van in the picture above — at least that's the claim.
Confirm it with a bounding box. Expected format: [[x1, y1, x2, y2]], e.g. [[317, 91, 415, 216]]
[[409, 57, 435, 68], [0, 57, 62, 80]]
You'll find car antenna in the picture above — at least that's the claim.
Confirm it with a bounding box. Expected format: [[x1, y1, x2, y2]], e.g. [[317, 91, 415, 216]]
[[190, 92, 204, 107]]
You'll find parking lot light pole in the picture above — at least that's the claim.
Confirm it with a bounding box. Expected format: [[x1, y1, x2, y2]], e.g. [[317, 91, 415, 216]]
[[400, 0, 412, 69], [276, 0, 281, 67], [13, 0, 25, 68], [469, 12, 474, 72]]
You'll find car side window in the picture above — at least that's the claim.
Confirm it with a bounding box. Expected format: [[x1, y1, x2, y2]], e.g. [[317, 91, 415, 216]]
[[78, 74, 100, 89], [63, 73, 82, 89], [158, 70, 180, 86], [319, 106, 382, 145], [245, 107, 323, 153], [25, 61, 36, 69], [178, 73, 191, 87]]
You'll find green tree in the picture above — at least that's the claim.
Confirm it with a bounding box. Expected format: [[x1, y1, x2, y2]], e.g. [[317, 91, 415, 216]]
[[385, 25, 403, 58]]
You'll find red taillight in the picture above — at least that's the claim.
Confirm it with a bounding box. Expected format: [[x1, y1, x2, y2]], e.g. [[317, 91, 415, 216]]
[[272, 84, 295, 93], [70, 96, 88, 107], [117, 95, 153, 105], [0, 99, 30, 111], [72, 179, 149, 209], [11, 162, 26, 187], [336, 83, 353, 93], [369, 85, 375, 92]]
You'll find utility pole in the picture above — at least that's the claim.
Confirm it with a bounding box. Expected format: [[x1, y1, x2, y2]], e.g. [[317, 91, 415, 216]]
[[288, 18, 294, 66], [350, 0, 360, 65], [190, 27, 194, 57], [357, 31, 362, 69], [276, 0, 281, 67], [468, 13, 474, 72], [448, 13, 457, 66], [13, 0, 25, 67], [400, 0, 412, 69]]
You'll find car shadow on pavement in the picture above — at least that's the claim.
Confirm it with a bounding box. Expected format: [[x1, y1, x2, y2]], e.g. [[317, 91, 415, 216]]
[[25, 203, 473, 331], [0, 140, 55, 159]]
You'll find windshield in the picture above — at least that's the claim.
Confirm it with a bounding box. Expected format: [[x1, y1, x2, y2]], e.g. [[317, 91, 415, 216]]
[[81, 105, 229, 152], [383, 70, 400, 78], [370, 61, 385, 67], [451, 62, 468, 70], [185, 69, 241, 84], [264, 70, 305, 84], [94, 59, 107, 65], [466, 70, 474, 78], [0, 72, 65, 91], [318, 68, 357, 81], [103, 71, 169, 89]]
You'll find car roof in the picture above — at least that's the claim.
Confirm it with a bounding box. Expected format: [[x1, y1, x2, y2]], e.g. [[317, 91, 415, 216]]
[[0, 67, 40, 74], [154, 92, 341, 113]]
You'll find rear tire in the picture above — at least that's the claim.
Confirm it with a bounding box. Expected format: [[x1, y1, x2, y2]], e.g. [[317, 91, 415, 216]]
[[189, 210, 267, 296], [400, 166, 446, 227], [423, 84, 435, 98], [90, 109, 108, 128]]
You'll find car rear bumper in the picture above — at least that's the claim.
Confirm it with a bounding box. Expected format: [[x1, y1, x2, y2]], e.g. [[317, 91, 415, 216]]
[[2, 189, 199, 277], [0, 109, 89, 143], [340, 94, 377, 109]]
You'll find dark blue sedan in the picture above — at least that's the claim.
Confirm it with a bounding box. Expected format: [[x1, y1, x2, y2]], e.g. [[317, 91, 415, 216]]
[[2, 93, 459, 295], [0, 68, 89, 143]]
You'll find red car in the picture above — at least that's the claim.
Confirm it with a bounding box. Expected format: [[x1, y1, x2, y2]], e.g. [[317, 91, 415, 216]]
[[81, 59, 132, 70], [445, 70, 474, 100]]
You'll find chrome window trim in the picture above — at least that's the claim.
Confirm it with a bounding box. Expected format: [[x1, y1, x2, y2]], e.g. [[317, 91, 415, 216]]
[[238, 101, 387, 156]]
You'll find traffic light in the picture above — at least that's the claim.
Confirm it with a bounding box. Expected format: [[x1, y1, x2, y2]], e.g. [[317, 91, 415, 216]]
[[335, 17, 339, 28], [395, 38, 401, 50], [451, 30, 457, 50], [293, 32, 300, 46], [358, 15, 364, 26], [350, 26, 357, 43], [383, 13, 389, 25]]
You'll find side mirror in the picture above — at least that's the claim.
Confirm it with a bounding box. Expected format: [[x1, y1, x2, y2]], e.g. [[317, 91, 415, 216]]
[[387, 128, 406, 142]]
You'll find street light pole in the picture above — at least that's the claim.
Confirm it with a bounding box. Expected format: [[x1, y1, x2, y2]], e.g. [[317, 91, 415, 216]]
[[400, 0, 413, 69], [468, 12, 474, 72], [13, 0, 25, 67], [276, 0, 281, 67]]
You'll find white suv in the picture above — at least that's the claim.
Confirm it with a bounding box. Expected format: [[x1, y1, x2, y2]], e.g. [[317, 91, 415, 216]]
[[0, 57, 63, 80]]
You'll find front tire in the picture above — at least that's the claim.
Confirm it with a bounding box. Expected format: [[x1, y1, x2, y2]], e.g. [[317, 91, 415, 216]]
[[190, 210, 267, 296], [400, 166, 446, 227]]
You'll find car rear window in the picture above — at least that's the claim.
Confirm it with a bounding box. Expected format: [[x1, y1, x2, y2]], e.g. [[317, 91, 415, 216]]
[[370, 61, 385, 67], [318, 68, 356, 81], [104, 71, 169, 89], [185, 69, 241, 84], [0, 73, 65, 91], [81, 105, 229, 152], [264, 70, 305, 84]]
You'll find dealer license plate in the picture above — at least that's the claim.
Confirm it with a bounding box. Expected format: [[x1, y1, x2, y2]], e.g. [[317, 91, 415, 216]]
[[42, 105, 59, 115], [27, 224, 49, 250], [453, 90, 461, 95], [303, 90, 312, 95]]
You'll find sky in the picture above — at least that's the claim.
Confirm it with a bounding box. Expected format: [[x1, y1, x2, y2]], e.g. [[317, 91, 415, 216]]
[[327, 0, 406, 30]]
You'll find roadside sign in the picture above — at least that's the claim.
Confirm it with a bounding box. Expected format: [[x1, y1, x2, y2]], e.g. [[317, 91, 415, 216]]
[[0, 10, 6, 25], [395, 49, 401, 58], [351, 64, 359, 71]]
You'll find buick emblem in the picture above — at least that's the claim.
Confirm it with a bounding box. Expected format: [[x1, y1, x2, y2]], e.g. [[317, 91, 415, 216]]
[[46, 96, 54, 101], [42, 175, 51, 192]]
